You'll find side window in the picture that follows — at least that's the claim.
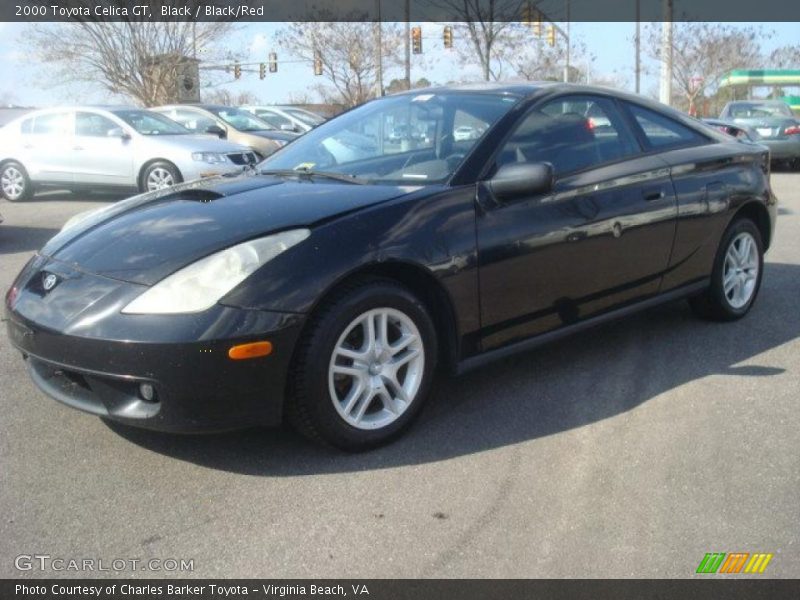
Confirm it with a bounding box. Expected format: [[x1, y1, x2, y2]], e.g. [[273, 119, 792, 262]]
[[498, 95, 639, 175], [20, 118, 33, 134], [31, 112, 71, 136], [75, 112, 119, 137], [171, 109, 217, 133], [627, 104, 707, 149]]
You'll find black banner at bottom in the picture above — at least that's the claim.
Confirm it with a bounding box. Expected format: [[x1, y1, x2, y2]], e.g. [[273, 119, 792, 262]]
[[3, 579, 800, 600]]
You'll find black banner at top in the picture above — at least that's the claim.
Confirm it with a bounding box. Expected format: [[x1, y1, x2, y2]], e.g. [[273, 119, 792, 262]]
[[3, 0, 800, 22]]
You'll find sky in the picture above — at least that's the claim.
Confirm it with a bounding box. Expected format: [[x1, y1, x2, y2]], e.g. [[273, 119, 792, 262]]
[[2, 21, 799, 108]]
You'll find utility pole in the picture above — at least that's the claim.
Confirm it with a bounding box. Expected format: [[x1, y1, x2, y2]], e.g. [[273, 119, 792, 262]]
[[634, 0, 640, 93], [563, 0, 571, 82], [659, 0, 673, 105], [374, 0, 383, 98], [404, 0, 411, 90]]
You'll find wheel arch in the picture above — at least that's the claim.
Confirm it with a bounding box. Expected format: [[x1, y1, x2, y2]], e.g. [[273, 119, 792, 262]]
[[297, 260, 461, 373], [731, 201, 772, 251]]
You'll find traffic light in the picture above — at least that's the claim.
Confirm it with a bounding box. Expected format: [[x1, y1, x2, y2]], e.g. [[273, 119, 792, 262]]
[[234, 62, 241, 79], [546, 25, 556, 47], [411, 26, 422, 54], [268, 52, 277, 73], [259, 63, 266, 79], [313, 52, 323, 76], [443, 25, 453, 49]]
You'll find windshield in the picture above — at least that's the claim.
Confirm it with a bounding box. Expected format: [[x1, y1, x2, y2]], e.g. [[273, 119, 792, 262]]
[[209, 107, 274, 132], [113, 110, 190, 135], [260, 92, 520, 184], [728, 102, 793, 118]]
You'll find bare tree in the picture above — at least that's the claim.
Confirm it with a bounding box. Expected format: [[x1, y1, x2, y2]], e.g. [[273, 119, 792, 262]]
[[202, 88, 261, 106], [274, 17, 403, 108], [767, 45, 800, 69], [644, 22, 764, 114], [23, 5, 236, 107], [513, 39, 591, 83], [431, 0, 537, 81]]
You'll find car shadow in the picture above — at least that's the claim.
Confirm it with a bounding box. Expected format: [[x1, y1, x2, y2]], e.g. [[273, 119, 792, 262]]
[[106, 262, 800, 475], [0, 225, 61, 254]]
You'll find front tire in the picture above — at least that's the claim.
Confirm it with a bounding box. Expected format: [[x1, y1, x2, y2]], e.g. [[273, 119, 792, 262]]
[[287, 280, 437, 451], [140, 161, 182, 192], [689, 218, 764, 321], [1, 161, 32, 202]]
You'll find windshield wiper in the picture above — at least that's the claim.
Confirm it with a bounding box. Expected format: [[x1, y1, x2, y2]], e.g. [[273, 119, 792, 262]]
[[259, 168, 367, 185]]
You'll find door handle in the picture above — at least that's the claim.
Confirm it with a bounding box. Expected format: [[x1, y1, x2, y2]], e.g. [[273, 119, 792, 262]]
[[643, 188, 665, 201]]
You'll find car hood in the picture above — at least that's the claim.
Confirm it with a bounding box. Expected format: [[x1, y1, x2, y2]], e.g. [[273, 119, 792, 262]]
[[40, 173, 416, 286], [248, 130, 299, 142], [138, 133, 250, 153]]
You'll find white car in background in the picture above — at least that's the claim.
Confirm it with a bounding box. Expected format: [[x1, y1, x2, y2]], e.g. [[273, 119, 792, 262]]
[[0, 107, 256, 201], [242, 105, 327, 133]]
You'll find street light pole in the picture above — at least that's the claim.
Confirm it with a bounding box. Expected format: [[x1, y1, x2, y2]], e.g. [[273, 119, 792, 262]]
[[659, 0, 673, 105], [374, 0, 383, 98], [634, 0, 640, 93], [563, 0, 571, 83], [404, 0, 411, 90]]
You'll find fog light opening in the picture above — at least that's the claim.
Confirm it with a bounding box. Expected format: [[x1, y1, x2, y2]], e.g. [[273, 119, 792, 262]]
[[139, 383, 157, 403]]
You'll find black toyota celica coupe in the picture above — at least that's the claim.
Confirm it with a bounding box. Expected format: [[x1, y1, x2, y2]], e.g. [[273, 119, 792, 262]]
[[5, 84, 777, 450]]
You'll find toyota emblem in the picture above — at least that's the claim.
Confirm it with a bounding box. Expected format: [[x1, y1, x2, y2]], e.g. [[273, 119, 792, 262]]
[[42, 273, 58, 291]]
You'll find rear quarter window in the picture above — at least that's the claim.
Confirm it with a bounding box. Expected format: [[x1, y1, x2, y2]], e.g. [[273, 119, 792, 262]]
[[627, 103, 708, 149]]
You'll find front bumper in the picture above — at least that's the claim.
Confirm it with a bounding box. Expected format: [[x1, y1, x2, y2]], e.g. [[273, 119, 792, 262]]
[[5, 256, 305, 433]]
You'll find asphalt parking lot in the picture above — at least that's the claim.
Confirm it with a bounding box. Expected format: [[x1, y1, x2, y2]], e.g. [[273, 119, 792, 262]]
[[1, 175, 798, 579]]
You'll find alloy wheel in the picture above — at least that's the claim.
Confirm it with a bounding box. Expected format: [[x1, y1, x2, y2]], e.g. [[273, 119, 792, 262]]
[[723, 231, 759, 309], [146, 167, 175, 191], [328, 307, 425, 430], [1, 166, 25, 200]]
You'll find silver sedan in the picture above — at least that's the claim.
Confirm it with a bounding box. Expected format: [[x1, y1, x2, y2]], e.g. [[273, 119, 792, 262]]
[[0, 107, 257, 201]]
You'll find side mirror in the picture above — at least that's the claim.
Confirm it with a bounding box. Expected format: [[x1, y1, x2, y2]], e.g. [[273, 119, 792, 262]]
[[206, 124, 226, 139], [488, 162, 554, 201], [107, 127, 130, 140]]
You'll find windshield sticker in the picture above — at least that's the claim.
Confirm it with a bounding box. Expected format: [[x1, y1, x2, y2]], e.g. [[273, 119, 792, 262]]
[[411, 94, 435, 102], [401, 173, 428, 179], [293, 162, 316, 171]]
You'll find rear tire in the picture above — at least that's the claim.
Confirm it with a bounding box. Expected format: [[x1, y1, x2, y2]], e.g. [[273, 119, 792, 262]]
[[1, 161, 32, 202], [689, 218, 763, 321], [287, 279, 437, 451]]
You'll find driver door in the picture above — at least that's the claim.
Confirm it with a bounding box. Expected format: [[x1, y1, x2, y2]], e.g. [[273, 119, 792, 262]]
[[477, 95, 678, 350]]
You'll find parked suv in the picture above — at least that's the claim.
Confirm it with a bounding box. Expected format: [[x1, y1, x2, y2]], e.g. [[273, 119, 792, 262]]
[[0, 107, 257, 201], [241, 105, 327, 133], [152, 105, 298, 159]]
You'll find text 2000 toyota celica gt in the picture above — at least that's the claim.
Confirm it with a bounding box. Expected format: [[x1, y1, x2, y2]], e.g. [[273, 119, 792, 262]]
[[5, 84, 777, 450]]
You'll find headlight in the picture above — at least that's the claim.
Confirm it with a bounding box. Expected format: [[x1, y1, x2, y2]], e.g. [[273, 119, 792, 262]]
[[121, 229, 310, 314], [192, 152, 228, 164]]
